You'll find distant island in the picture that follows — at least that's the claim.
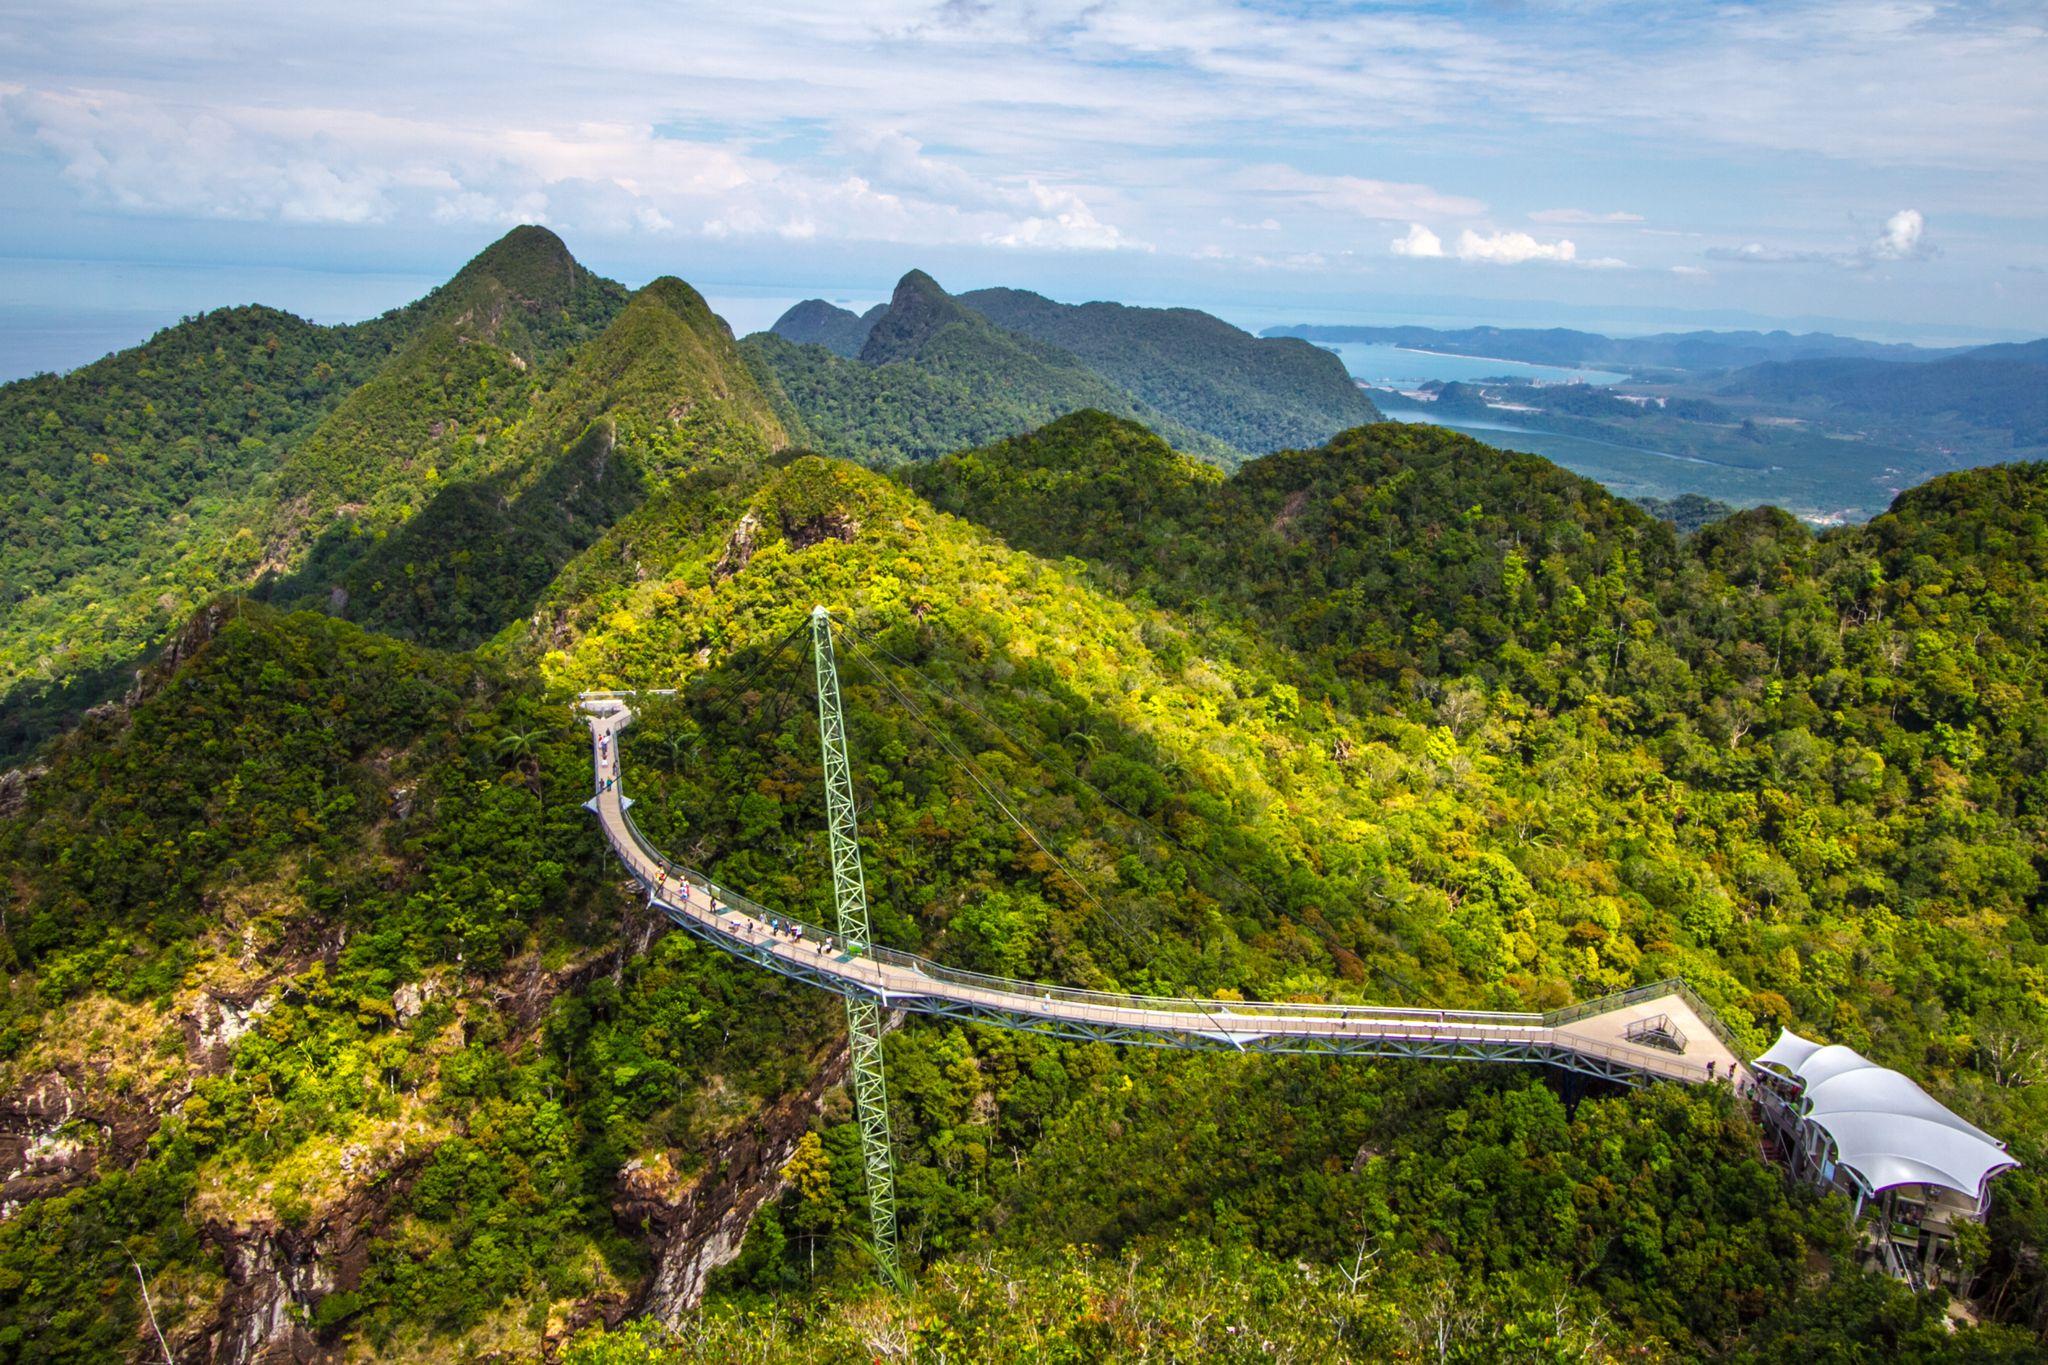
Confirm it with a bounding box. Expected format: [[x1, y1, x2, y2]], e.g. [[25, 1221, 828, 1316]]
[[1270, 322, 2048, 523]]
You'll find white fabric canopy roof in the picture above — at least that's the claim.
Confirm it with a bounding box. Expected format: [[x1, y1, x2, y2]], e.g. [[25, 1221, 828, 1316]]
[[1755, 1028, 2016, 1204], [1756, 1029, 1825, 1074]]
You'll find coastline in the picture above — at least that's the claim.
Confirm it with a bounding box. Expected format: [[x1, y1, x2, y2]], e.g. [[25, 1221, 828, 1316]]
[[1391, 343, 1620, 381]]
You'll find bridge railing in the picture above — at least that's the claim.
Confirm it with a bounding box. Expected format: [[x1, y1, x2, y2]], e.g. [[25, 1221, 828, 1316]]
[[598, 709, 1740, 1075], [615, 805, 1548, 1027], [1548, 1030, 1716, 1084], [1544, 977, 1746, 1060]]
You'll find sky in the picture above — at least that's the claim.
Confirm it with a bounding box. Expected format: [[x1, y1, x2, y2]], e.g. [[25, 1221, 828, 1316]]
[[1, 0, 2044, 376]]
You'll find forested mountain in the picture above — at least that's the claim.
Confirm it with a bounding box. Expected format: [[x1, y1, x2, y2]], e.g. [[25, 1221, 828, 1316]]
[[269, 275, 789, 648], [0, 304, 409, 754], [0, 225, 629, 759], [266, 224, 630, 558], [7, 228, 2048, 1361], [1719, 346, 2048, 447], [766, 298, 886, 357], [955, 285, 1379, 451], [744, 269, 1232, 466], [771, 283, 1380, 455], [1635, 492, 1738, 533]]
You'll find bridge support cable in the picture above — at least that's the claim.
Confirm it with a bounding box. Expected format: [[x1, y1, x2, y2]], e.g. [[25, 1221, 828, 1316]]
[[837, 626, 1242, 1043], [809, 607, 901, 1276], [841, 621, 1308, 964], [684, 617, 814, 760]]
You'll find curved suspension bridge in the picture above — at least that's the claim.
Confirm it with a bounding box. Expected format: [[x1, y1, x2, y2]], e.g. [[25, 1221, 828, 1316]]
[[579, 608, 1748, 1272]]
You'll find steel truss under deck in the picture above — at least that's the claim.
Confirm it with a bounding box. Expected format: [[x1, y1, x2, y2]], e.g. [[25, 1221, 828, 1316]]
[[578, 609, 1749, 1287], [640, 907, 1683, 1086]]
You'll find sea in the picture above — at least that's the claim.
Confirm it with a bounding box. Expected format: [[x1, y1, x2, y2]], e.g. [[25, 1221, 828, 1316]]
[[1306, 340, 1764, 503], [1315, 341, 1624, 389]]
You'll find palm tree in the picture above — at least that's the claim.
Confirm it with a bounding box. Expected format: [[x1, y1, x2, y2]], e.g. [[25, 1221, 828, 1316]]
[[1062, 727, 1103, 775], [495, 728, 549, 800]]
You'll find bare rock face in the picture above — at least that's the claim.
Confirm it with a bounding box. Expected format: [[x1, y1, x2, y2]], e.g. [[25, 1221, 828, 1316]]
[[779, 508, 858, 552], [392, 979, 437, 1025], [146, 600, 239, 692], [0, 1070, 165, 1215], [711, 510, 761, 581], [0, 1074, 95, 1211], [184, 993, 278, 1074], [189, 1164, 418, 1365], [624, 1040, 850, 1323], [0, 763, 45, 819], [2, 900, 845, 1358]]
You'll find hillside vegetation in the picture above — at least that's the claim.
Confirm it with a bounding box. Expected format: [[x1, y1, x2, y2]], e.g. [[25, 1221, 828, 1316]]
[[270, 276, 789, 649], [5, 228, 2048, 1361], [1721, 348, 2048, 447], [267, 225, 629, 555], [0, 305, 409, 752], [0, 226, 628, 759], [749, 270, 1232, 466], [533, 427, 2048, 1344], [959, 285, 1379, 452], [766, 299, 885, 357]]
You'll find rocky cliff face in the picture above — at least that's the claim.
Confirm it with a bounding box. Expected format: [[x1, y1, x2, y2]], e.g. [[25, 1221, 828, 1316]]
[[0, 900, 843, 1362], [186, 1170, 416, 1365], [0, 1070, 159, 1215], [625, 1038, 850, 1324]]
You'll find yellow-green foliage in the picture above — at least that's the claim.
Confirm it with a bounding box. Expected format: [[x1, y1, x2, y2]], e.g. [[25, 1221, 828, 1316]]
[[274, 275, 795, 650], [11, 303, 2048, 1362], [526, 277, 788, 474], [272, 226, 629, 546]]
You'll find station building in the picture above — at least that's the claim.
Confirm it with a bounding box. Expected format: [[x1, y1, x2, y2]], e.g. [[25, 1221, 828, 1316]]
[[1753, 1028, 2018, 1287]]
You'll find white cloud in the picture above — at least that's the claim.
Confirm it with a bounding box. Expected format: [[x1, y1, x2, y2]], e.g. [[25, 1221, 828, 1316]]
[[1708, 241, 1830, 265], [1238, 165, 1486, 222], [988, 181, 1143, 251], [1530, 208, 1644, 224], [1671, 264, 1710, 277], [1454, 228, 1576, 264], [0, 84, 1152, 253], [1389, 223, 1444, 257], [838, 126, 1005, 211], [2, 87, 759, 231], [1707, 209, 1936, 269], [0, 0, 2035, 324], [1392, 223, 1608, 266], [1869, 207, 1930, 261]]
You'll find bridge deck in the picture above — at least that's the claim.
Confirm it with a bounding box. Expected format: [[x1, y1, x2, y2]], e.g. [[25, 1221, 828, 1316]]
[[581, 698, 1745, 1087]]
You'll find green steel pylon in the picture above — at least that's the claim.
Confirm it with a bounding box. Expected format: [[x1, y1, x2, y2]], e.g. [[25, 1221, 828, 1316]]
[[809, 606, 900, 1277]]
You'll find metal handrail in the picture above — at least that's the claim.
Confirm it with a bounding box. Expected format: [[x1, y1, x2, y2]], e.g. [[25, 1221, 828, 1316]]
[[593, 704, 1732, 1082], [618, 808, 1736, 1081], [1546, 977, 1744, 1059], [1624, 1013, 1688, 1054], [624, 805, 1548, 1025]]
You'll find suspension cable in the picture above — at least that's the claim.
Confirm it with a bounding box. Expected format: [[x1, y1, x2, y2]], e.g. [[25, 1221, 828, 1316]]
[[688, 616, 814, 752], [846, 618, 1392, 1004], [843, 619, 1289, 928], [841, 631, 1106, 916], [839, 624, 1240, 1035]]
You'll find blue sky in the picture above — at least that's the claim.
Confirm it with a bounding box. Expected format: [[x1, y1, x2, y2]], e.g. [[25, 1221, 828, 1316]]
[[1, 0, 2043, 374]]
